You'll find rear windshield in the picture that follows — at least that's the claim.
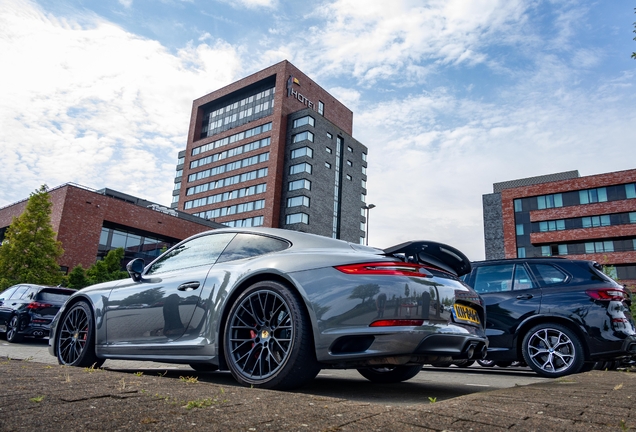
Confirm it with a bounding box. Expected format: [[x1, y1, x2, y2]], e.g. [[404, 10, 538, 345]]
[[36, 289, 73, 303]]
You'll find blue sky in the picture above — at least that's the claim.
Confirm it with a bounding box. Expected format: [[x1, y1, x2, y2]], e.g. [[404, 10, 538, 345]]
[[0, 0, 634, 260]]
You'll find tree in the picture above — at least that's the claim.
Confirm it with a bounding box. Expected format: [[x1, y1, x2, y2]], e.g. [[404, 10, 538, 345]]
[[0, 185, 64, 289], [85, 248, 129, 285], [633, 8, 636, 59]]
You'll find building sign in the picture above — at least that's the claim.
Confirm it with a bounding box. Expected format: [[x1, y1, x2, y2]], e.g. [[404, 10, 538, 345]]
[[147, 204, 178, 217], [286, 75, 316, 110]]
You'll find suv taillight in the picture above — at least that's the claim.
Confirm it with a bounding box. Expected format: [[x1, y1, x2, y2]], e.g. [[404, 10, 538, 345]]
[[586, 288, 628, 302], [334, 262, 433, 277]]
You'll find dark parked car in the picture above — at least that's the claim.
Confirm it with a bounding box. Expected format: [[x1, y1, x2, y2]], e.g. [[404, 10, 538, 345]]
[[49, 227, 487, 390], [0, 284, 75, 342], [462, 258, 636, 377]]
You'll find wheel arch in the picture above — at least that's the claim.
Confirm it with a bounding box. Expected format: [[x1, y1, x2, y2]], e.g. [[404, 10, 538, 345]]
[[216, 272, 317, 371], [514, 315, 590, 361]]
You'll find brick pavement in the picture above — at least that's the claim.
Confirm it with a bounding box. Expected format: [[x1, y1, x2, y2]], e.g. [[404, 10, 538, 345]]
[[1, 357, 634, 431]]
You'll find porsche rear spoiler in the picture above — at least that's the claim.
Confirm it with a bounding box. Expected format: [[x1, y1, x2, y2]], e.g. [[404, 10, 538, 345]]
[[383, 241, 471, 277]]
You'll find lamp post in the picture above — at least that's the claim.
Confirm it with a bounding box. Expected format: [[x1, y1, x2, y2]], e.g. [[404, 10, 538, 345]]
[[363, 204, 376, 246]]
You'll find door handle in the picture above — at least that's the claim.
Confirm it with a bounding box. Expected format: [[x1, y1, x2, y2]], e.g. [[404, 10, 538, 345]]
[[516, 294, 533, 300], [178, 282, 201, 291]]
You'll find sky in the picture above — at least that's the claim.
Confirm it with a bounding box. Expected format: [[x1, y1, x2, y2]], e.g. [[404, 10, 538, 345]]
[[0, 0, 634, 261]]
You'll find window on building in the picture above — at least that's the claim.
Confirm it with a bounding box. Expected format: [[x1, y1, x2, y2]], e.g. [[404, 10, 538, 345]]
[[346, 160, 353, 167], [177, 156, 185, 165], [516, 224, 524, 235], [292, 131, 314, 143], [287, 196, 310, 208], [361, 179, 366, 188], [289, 179, 311, 191], [346, 174, 352, 181], [585, 241, 614, 254], [579, 187, 608, 205], [362, 152, 367, 162], [517, 247, 526, 258], [175, 169, 183, 179], [630, 212, 636, 224], [539, 220, 565, 232], [361, 166, 366, 175], [582, 215, 611, 228], [514, 199, 522, 213], [291, 146, 313, 159], [361, 193, 366, 203], [318, 101, 324, 115], [558, 244, 568, 255], [286, 213, 309, 225], [326, 147, 332, 154], [290, 162, 312, 175], [347, 146, 353, 152], [327, 132, 332, 139], [541, 245, 551, 256], [171, 195, 179, 204], [174, 182, 181, 191], [292, 116, 315, 128], [626, 183, 636, 199], [325, 162, 331, 169], [537, 193, 563, 209]]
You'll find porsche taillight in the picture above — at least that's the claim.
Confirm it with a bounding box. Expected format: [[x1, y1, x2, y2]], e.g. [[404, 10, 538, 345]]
[[334, 262, 432, 277]]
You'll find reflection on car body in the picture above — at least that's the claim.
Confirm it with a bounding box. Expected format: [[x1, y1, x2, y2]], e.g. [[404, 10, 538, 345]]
[[49, 228, 487, 390]]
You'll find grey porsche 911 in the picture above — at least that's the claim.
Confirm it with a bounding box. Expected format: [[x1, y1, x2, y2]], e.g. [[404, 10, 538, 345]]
[[49, 227, 486, 389]]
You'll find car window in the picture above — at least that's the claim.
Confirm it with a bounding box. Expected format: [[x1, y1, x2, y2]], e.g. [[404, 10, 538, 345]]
[[36, 289, 74, 303], [24, 287, 38, 300], [0, 286, 19, 301], [513, 265, 536, 290], [529, 264, 568, 286], [9, 285, 29, 299], [472, 264, 514, 293], [146, 232, 236, 275], [217, 234, 290, 263]]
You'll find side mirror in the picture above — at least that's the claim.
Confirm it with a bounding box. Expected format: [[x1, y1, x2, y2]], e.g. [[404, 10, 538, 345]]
[[126, 258, 145, 282]]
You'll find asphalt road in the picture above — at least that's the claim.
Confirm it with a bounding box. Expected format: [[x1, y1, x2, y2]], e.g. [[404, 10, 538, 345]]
[[0, 337, 549, 406]]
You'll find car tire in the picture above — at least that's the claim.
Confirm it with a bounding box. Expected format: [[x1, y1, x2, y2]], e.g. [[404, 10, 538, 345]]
[[454, 360, 475, 368], [357, 365, 423, 383], [223, 280, 320, 390], [477, 359, 495, 367], [56, 301, 104, 368], [521, 323, 585, 378], [6, 315, 23, 343], [189, 363, 219, 372]]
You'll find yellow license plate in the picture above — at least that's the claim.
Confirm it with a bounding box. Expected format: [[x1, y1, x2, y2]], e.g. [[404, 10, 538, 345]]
[[453, 304, 480, 325]]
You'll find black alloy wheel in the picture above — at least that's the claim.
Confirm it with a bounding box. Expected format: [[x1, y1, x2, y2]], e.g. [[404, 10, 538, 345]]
[[56, 301, 104, 368], [357, 365, 423, 383], [224, 280, 320, 390], [6, 315, 23, 343], [521, 323, 584, 378]]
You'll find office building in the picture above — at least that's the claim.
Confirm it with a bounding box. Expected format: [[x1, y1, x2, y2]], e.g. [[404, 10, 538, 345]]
[[483, 169, 636, 289], [172, 60, 369, 244], [0, 184, 225, 272]]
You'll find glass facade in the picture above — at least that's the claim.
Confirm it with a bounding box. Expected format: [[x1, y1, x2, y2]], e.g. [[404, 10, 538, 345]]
[[98, 226, 175, 263]]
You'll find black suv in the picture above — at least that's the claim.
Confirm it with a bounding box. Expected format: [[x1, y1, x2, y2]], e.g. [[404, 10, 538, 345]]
[[0, 284, 75, 342], [461, 258, 636, 377]]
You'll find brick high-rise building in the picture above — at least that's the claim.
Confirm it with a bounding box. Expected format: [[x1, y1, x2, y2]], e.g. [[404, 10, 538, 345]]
[[171, 60, 369, 244], [483, 169, 636, 289]]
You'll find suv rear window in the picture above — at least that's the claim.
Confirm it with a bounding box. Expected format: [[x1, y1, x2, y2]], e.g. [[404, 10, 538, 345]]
[[36, 289, 74, 303]]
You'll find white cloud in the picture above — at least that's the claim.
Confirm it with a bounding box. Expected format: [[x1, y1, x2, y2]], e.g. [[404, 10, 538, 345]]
[[300, 0, 527, 84], [0, 0, 242, 206]]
